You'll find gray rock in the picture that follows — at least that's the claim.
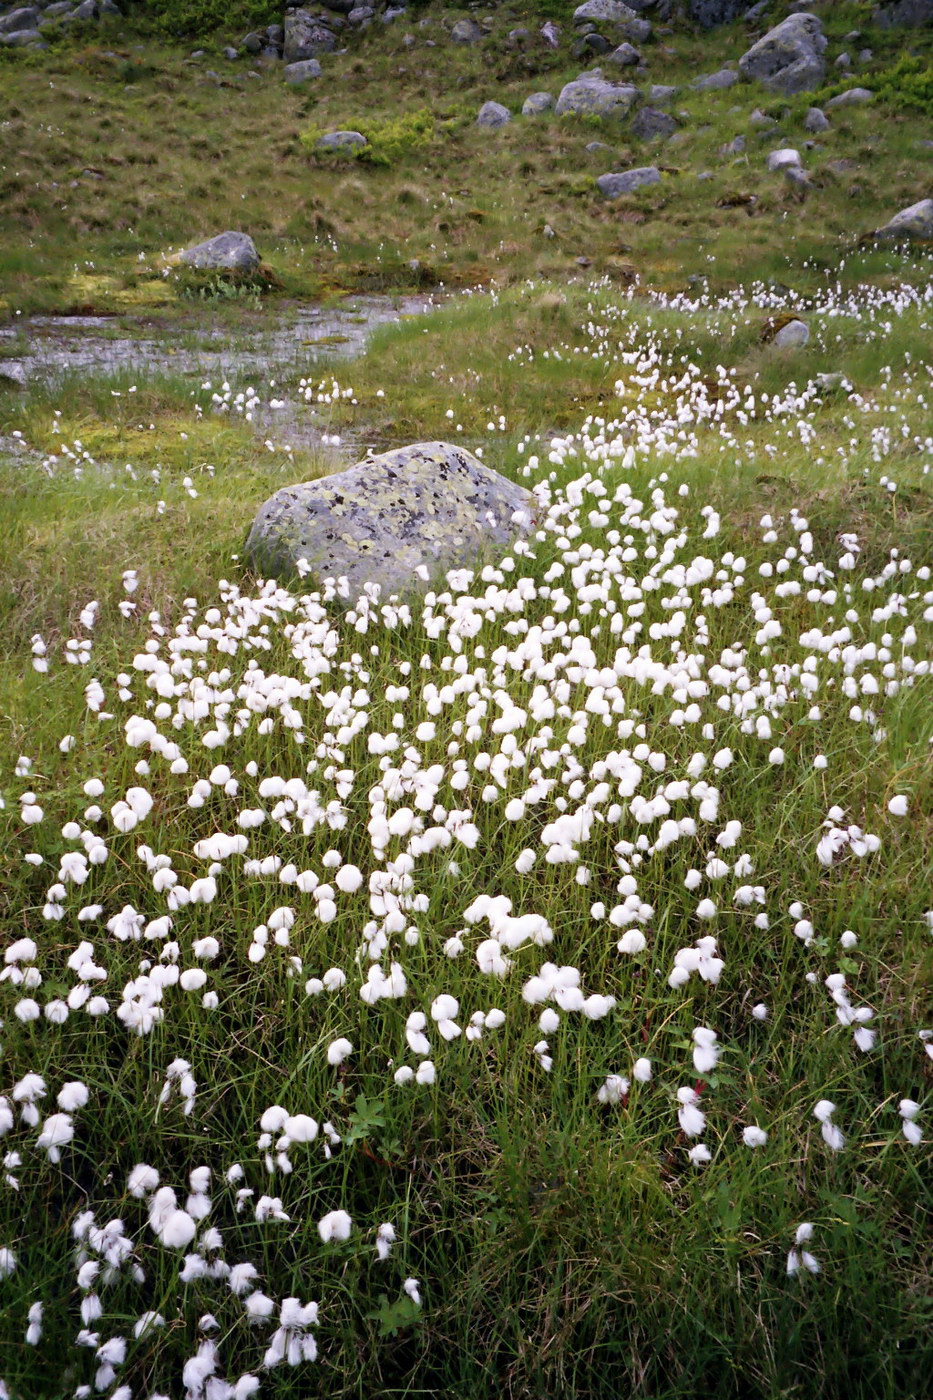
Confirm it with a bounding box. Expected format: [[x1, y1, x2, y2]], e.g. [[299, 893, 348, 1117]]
[[477, 101, 511, 129], [73, 0, 98, 17], [649, 84, 678, 104], [556, 78, 640, 119], [872, 198, 933, 241], [223, 45, 239, 60], [522, 91, 554, 115], [244, 442, 537, 599], [804, 106, 829, 132], [825, 88, 874, 109], [873, 0, 933, 26], [382, 6, 405, 22], [283, 8, 336, 63], [858, 48, 873, 62], [179, 231, 260, 272], [316, 130, 367, 151], [739, 14, 827, 95], [766, 146, 802, 171], [574, 0, 638, 22], [348, 6, 375, 23], [631, 105, 678, 140], [0, 26, 42, 44], [720, 134, 746, 155], [540, 20, 561, 47], [284, 58, 322, 83], [43, 3, 74, 16], [0, 6, 40, 30], [691, 68, 739, 90], [243, 32, 263, 54], [596, 164, 661, 196], [749, 107, 777, 127], [0, 361, 27, 388], [583, 33, 612, 54], [688, 1, 761, 25], [608, 40, 641, 65], [834, 51, 852, 70], [507, 27, 532, 48], [99, 0, 120, 12], [772, 319, 809, 348], [450, 17, 482, 43], [586, 140, 612, 151]]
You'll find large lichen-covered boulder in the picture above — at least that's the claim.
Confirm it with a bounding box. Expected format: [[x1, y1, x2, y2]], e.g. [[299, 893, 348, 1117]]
[[179, 231, 259, 272], [872, 199, 933, 241], [556, 77, 640, 119], [738, 14, 827, 95], [244, 442, 537, 599]]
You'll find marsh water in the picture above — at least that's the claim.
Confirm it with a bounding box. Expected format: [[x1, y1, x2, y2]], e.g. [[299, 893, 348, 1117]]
[[0, 293, 437, 383]]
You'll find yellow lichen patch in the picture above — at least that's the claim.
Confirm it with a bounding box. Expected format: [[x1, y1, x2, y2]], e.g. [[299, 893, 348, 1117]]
[[65, 272, 176, 311]]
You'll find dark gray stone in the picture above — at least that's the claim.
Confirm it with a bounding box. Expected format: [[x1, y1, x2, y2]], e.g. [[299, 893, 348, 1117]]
[[0, 7, 40, 32], [630, 105, 678, 139], [179, 231, 260, 272], [244, 442, 537, 600], [873, 0, 933, 25], [688, 1, 760, 25], [691, 68, 739, 90], [596, 164, 661, 196]]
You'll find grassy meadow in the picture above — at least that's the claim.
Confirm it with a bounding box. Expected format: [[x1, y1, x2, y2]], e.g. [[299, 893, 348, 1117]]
[[1, 3, 932, 1399]]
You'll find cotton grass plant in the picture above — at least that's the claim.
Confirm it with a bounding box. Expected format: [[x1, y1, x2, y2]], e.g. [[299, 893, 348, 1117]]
[[0, 271, 931, 1399]]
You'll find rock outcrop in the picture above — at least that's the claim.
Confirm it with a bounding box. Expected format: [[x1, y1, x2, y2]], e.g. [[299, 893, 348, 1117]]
[[872, 199, 933, 241]]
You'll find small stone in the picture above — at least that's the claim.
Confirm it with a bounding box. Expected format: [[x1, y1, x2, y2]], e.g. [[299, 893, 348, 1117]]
[[556, 78, 640, 119], [691, 69, 739, 91], [316, 130, 368, 151], [608, 41, 640, 66], [476, 101, 511, 129], [0, 361, 27, 388], [179, 231, 260, 272], [631, 106, 679, 141], [522, 91, 554, 116], [596, 165, 661, 197], [450, 17, 482, 44], [834, 51, 852, 70], [766, 147, 802, 171], [804, 107, 829, 132], [223, 46, 239, 60], [284, 58, 322, 83], [749, 108, 777, 128], [772, 319, 809, 348], [825, 88, 874, 109]]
